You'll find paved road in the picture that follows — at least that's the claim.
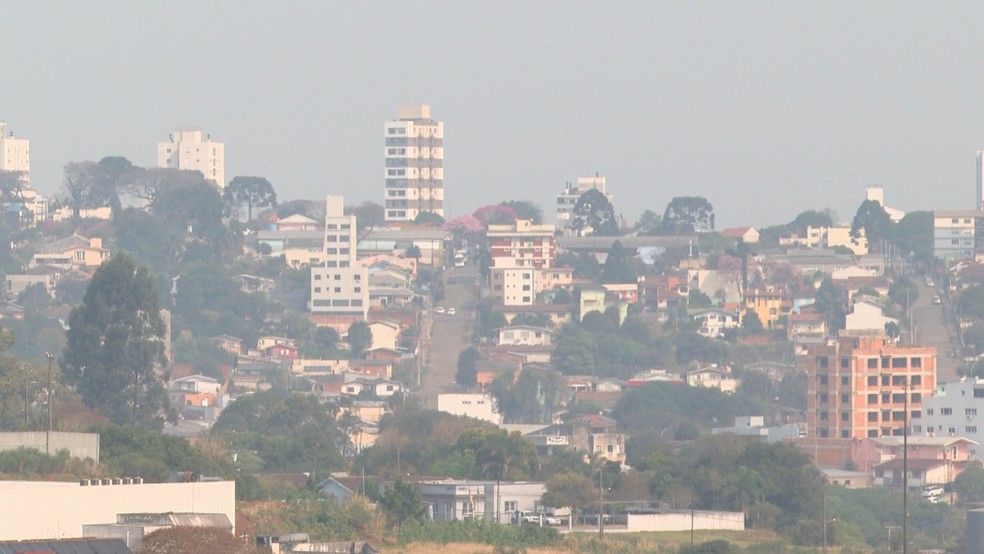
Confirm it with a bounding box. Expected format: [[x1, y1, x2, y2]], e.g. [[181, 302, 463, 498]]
[[910, 278, 960, 383], [418, 266, 480, 409]]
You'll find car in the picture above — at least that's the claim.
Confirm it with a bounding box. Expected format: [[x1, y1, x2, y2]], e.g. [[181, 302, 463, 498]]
[[925, 278, 935, 287], [933, 295, 942, 305], [447, 308, 456, 316], [434, 306, 445, 315], [539, 513, 562, 526], [511, 510, 541, 524], [922, 485, 944, 498]]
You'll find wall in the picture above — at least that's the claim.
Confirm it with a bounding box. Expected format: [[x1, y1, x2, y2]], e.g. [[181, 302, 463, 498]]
[[626, 510, 744, 532], [0, 432, 99, 462], [0, 480, 235, 541]]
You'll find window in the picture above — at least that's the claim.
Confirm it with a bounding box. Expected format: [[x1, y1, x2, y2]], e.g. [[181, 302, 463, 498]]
[[867, 358, 878, 369], [817, 356, 829, 368], [975, 388, 984, 398], [868, 412, 878, 421], [968, 408, 978, 416], [819, 375, 828, 385], [868, 376, 878, 386], [942, 408, 953, 415], [314, 274, 322, 280], [841, 412, 849, 421], [841, 430, 849, 438], [334, 287, 341, 293], [892, 393, 906, 404], [841, 376, 850, 386], [840, 358, 850, 369], [881, 357, 890, 369], [314, 287, 321, 293], [868, 394, 878, 403], [911, 358, 922, 368], [968, 426, 978, 433], [949, 427, 956, 434], [504, 501, 518, 512], [892, 357, 907, 368]]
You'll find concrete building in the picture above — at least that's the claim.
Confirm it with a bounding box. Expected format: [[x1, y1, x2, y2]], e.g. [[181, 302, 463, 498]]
[[310, 195, 369, 319], [0, 122, 29, 180], [384, 104, 443, 222], [157, 128, 225, 189], [801, 333, 937, 440], [555, 175, 613, 236], [865, 185, 904, 222], [0, 479, 234, 543], [934, 209, 984, 261], [913, 378, 984, 457]]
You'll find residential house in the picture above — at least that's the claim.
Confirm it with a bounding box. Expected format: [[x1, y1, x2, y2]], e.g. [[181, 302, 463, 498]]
[[787, 312, 828, 343], [169, 375, 224, 420], [30, 235, 109, 270], [711, 416, 802, 443], [492, 304, 572, 328], [212, 335, 243, 355], [415, 479, 547, 523], [437, 393, 502, 424], [358, 227, 447, 267], [5, 273, 52, 297], [858, 436, 978, 489], [369, 320, 401, 351], [721, 226, 759, 243], [742, 288, 790, 329], [845, 301, 898, 335], [578, 287, 606, 320], [687, 366, 738, 393], [275, 213, 320, 232], [639, 273, 690, 313], [317, 474, 367, 506], [913, 378, 984, 457], [692, 308, 740, 338], [568, 413, 626, 463], [495, 326, 553, 347]]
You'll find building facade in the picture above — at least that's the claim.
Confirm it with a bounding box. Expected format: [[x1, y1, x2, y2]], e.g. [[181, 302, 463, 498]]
[[933, 209, 984, 261], [555, 175, 613, 236], [913, 378, 984, 457], [801, 333, 937, 440], [310, 196, 369, 318], [157, 128, 225, 189], [488, 219, 556, 269], [0, 122, 29, 175], [384, 104, 443, 222]]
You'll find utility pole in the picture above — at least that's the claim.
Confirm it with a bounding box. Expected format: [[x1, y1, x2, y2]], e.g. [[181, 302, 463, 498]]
[[44, 352, 54, 455], [902, 376, 909, 554], [598, 463, 604, 540]]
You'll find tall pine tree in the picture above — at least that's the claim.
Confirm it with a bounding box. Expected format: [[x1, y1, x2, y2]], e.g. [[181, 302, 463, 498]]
[[61, 253, 174, 427]]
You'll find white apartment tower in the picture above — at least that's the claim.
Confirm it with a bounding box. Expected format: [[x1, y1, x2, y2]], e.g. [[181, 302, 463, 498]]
[[310, 196, 369, 318], [977, 151, 984, 210], [384, 104, 444, 222], [0, 122, 30, 176], [157, 128, 225, 189]]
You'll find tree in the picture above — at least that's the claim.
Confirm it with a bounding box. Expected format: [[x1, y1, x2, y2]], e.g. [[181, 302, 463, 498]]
[[543, 472, 597, 521], [346, 201, 385, 232], [570, 189, 618, 236], [224, 176, 277, 221], [850, 199, 893, 251], [888, 276, 918, 309], [636, 209, 663, 235], [663, 196, 715, 234], [413, 211, 445, 226], [346, 321, 373, 358], [455, 427, 539, 480], [0, 170, 27, 201], [814, 278, 846, 332], [600, 240, 636, 284], [62, 161, 99, 220], [742, 311, 764, 333], [500, 200, 544, 224], [61, 254, 172, 426], [380, 478, 426, 529], [142, 526, 263, 553], [954, 465, 984, 503], [119, 167, 204, 212], [455, 347, 482, 386], [551, 326, 597, 374]]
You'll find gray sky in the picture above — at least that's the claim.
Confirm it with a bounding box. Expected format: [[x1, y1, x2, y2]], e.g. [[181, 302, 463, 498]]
[[3, 2, 984, 228]]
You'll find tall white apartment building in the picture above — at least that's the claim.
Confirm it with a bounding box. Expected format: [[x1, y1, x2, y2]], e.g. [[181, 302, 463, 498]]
[[384, 105, 444, 222], [0, 122, 30, 176], [157, 128, 225, 189], [978, 151, 984, 210], [310, 196, 369, 318]]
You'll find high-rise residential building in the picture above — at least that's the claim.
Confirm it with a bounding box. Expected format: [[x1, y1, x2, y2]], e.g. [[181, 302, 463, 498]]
[[555, 175, 614, 236], [384, 105, 443, 222], [801, 333, 936, 440], [912, 378, 984, 457], [157, 128, 225, 189], [310, 195, 369, 319], [0, 122, 30, 176]]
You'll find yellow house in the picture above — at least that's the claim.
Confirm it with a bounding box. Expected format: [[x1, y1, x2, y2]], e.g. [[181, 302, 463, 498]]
[[742, 288, 790, 329]]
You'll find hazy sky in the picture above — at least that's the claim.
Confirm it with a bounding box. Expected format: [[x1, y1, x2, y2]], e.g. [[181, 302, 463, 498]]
[[3, 2, 984, 228]]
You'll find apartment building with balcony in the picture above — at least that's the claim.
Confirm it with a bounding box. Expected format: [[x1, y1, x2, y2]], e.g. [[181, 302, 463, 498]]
[[157, 128, 224, 189], [384, 104, 443, 222], [310, 196, 369, 320]]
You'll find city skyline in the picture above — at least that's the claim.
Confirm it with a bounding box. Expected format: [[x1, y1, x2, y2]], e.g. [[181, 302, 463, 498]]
[[4, 3, 984, 227]]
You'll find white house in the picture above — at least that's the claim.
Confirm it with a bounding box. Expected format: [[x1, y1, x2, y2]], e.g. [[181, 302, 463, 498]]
[[495, 326, 553, 347], [415, 479, 546, 523], [691, 309, 740, 338], [845, 301, 898, 334], [437, 393, 502, 424]]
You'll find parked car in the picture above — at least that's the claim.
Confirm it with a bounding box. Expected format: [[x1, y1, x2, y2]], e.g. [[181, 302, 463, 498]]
[[932, 295, 942, 305], [925, 278, 935, 287], [435, 306, 445, 315], [510, 510, 541, 524], [447, 307, 457, 316], [922, 485, 944, 498], [539, 513, 562, 526]]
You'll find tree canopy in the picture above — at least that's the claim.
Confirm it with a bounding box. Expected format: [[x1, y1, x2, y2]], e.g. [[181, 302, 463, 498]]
[[224, 176, 277, 221], [663, 196, 715, 234], [61, 253, 173, 426], [570, 189, 619, 236]]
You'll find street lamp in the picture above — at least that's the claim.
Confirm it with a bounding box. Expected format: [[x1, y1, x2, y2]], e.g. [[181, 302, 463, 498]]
[[45, 352, 53, 455]]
